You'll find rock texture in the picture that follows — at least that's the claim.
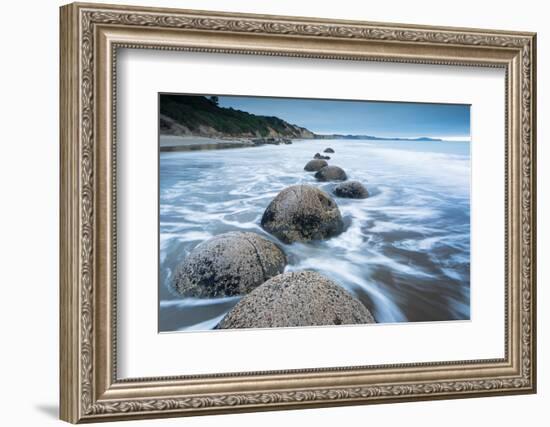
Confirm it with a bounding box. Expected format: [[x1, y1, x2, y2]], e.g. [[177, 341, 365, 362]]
[[333, 181, 369, 199], [304, 159, 328, 171], [217, 271, 376, 329], [172, 232, 286, 298], [314, 165, 348, 182], [261, 185, 344, 243]]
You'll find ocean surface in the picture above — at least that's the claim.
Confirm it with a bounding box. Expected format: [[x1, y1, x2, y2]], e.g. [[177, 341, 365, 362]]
[[159, 138, 471, 332]]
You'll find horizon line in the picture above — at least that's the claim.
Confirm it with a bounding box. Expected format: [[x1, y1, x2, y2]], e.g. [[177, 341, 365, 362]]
[[313, 132, 471, 141]]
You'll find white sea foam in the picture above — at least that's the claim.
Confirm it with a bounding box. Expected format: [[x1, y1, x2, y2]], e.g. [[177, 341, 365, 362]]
[[160, 296, 241, 309]]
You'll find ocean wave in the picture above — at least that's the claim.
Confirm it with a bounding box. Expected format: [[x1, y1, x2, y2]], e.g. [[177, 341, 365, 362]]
[[159, 139, 471, 331]]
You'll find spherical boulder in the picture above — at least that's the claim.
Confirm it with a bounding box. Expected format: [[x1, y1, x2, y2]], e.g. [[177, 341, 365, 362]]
[[304, 159, 328, 171], [314, 165, 347, 182], [260, 185, 344, 243], [172, 232, 286, 298], [216, 271, 376, 329], [324, 148, 335, 153], [333, 181, 369, 199]]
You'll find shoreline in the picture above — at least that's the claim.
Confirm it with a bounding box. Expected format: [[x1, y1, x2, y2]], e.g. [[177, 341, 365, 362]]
[[160, 135, 470, 153], [160, 135, 298, 152]]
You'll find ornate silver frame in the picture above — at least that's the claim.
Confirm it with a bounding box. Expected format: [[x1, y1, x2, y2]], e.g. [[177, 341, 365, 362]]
[[60, 2, 537, 423]]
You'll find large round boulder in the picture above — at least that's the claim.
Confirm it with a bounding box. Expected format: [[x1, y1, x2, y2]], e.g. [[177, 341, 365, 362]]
[[333, 181, 369, 199], [314, 165, 347, 182], [260, 185, 344, 243], [304, 159, 328, 171], [217, 271, 376, 329], [172, 232, 286, 298], [324, 147, 335, 153]]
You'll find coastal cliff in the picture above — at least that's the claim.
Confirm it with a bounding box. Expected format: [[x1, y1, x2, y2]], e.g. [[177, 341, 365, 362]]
[[160, 95, 315, 140]]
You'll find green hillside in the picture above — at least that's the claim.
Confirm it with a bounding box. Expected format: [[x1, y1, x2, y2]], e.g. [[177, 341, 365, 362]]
[[159, 95, 315, 139]]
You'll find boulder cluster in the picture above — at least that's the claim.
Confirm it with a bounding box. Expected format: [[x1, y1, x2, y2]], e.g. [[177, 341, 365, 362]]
[[303, 148, 369, 199], [171, 146, 375, 329]]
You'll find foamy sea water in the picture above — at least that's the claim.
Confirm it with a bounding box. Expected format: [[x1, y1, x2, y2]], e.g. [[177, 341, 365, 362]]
[[159, 139, 471, 332]]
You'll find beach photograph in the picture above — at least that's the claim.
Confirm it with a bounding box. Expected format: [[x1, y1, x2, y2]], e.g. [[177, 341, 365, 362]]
[[158, 94, 471, 332]]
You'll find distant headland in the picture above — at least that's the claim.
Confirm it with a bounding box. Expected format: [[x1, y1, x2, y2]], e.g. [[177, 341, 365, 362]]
[[314, 134, 443, 142]]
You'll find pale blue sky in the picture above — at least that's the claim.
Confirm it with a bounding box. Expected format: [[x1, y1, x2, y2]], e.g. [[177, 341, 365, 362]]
[[218, 96, 470, 139]]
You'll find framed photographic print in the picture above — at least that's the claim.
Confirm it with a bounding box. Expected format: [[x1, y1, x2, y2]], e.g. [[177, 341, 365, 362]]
[[158, 94, 471, 332], [59, 2, 537, 423]]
